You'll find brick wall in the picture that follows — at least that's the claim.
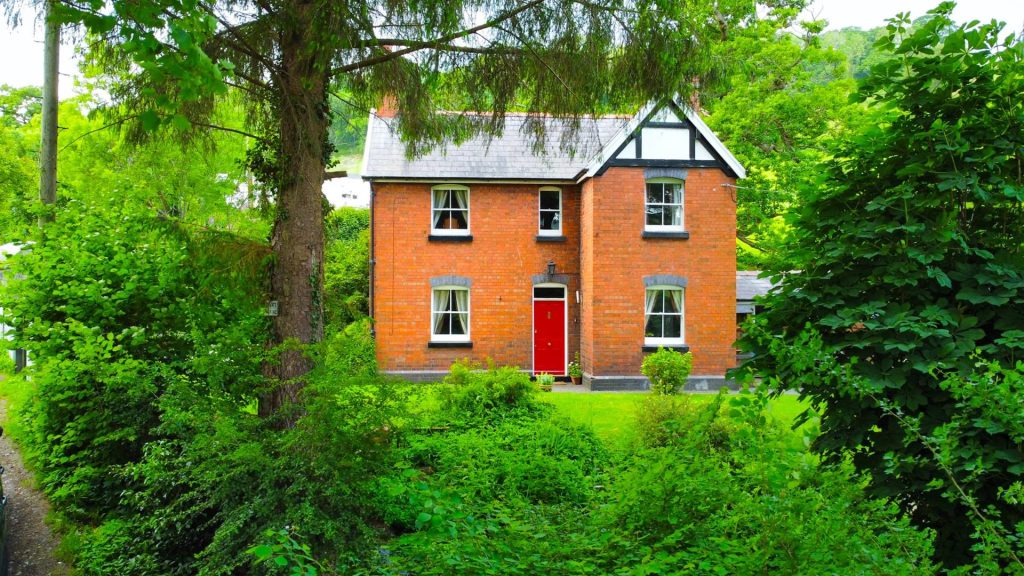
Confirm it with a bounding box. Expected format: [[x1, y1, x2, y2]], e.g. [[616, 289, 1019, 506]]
[[579, 178, 596, 378], [372, 182, 581, 373], [581, 167, 737, 378], [372, 167, 737, 380]]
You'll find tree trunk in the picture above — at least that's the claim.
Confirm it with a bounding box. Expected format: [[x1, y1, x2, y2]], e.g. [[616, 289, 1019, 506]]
[[258, 3, 329, 425], [39, 0, 59, 223]]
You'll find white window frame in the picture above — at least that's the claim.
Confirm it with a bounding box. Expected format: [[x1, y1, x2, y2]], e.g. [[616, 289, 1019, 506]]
[[644, 285, 685, 346], [430, 286, 471, 342], [537, 187, 562, 236], [430, 184, 471, 236], [644, 178, 684, 232]]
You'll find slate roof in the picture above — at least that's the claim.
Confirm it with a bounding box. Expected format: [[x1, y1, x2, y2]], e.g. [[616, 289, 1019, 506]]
[[362, 114, 629, 181], [736, 271, 776, 301]]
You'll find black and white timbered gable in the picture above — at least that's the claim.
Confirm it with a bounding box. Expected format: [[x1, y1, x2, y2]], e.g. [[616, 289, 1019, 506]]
[[579, 99, 746, 181]]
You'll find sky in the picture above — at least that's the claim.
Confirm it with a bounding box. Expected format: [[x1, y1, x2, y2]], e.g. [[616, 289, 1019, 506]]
[[0, 1, 1022, 100]]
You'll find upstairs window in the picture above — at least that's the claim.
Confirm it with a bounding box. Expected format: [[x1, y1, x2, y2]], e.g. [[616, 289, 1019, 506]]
[[645, 179, 683, 231], [538, 187, 562, 236], [644, 287, 684, 346], [431, 287, 470, 342], [432, 185, 470, 235]]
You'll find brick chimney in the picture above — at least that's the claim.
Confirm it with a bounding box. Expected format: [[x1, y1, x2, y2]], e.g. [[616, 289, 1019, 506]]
[[376, 94, 398, 118]]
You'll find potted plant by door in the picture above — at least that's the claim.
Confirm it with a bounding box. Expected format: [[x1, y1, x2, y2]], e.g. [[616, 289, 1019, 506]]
[[568, 353, 583, 385], [536, 373, 555, 392]]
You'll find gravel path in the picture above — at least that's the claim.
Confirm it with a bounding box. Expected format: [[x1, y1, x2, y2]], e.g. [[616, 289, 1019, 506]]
[[0, 399, 69, 576]]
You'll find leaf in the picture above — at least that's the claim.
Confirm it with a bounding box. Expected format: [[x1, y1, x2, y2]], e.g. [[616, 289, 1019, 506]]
[[139, 110, 161, 131], [415, 512, 432, 528]]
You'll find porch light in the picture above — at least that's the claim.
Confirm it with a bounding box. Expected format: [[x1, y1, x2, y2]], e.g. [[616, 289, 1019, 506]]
[[547, 261, 556, 276]]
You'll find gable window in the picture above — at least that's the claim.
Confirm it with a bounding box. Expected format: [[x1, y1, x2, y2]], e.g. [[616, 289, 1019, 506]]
[[644, 287, 684, 346], [538, 187, 562, 235], [432, 185, 470, 235], [431, 287, 470, 342], [645, 178, 683, 231]]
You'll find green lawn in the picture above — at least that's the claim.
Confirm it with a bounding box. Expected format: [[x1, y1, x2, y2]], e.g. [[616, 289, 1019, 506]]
[[542, 391, 810, 445]]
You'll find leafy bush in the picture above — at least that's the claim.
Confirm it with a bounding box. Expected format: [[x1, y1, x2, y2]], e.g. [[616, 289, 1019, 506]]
[[374, 384, 934, 576], [594, 390, 936, 575], [738, 7, 1024, 568], [377, 408, 608, 574], [0, 350, 14, 375], [641, 347, 693, 394], [0, 201, 399, 574], [1, 202, 264, 519], [71, 372, 407, 575], [634, 393, 734, 449], [439, 361, 542, 423], [323, 208, 369, 330], [319, 318, 376, 378]]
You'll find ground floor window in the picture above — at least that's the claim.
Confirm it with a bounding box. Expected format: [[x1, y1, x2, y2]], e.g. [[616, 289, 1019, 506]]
[[645, 286, 684, 346], [431, 287, 470, 342]]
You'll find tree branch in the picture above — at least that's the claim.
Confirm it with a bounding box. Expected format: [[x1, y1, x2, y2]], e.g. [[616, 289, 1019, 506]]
[[58, 113, 267, 153], [333, 0, 544, 75], [198, 2, 282, 76], [362, 38, 521, 56], [192, 121, 267, 141]]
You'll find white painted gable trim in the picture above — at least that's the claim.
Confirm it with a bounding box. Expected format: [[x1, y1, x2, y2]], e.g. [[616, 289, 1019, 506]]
[[577, 100, 657, 182], [685, 108, 746, 179], [361, 109, 377, 178], [577, 98, 746, 182]]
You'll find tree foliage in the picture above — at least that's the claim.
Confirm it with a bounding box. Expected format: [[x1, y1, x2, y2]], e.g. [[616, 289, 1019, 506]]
[[29, 0, 805, 420], [323, 207, 369, 330], [705, 16, 865, 270], [1, 199, 267, 519], [741, 4, 1024, 567]]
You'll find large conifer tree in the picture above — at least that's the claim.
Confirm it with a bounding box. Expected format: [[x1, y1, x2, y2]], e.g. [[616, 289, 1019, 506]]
[[14, 0, 798, 421]]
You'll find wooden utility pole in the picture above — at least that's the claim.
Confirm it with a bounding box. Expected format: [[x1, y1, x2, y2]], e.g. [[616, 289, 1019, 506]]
[[39, 0, 59, 222]]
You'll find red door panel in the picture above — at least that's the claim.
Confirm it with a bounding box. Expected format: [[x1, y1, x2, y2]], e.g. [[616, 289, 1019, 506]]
[[534, 300, 565, 375]]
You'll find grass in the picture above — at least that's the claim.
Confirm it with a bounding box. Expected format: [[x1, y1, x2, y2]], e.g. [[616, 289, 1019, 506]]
[[0, 369, 35, 443], [542, 391, 810, 445]]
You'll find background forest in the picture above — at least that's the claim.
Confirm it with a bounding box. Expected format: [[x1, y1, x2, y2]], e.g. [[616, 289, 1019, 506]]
[[0, 2, 1022, 575]]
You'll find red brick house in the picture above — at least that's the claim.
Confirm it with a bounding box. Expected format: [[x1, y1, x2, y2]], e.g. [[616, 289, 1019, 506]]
[[362, 99, 745, 390]]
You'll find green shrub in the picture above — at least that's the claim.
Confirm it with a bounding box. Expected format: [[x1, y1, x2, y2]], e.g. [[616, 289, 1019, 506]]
[[378, 406, 610, 575], [376, 384, 933, 576], [737, 9, 1024, 568], [0, 351, 14, 375], [3, 204, 197, 518], [391, 414, 607, 511], [323, 208, 369, 330], [2, 203, 267, 521], [594, 392, 936, 575], [319, 318, 376, 378], [634, 393, 735, 449], [73, 373, 406, 575], [439, 360, 542, 423], [641, 347, 693, 394]]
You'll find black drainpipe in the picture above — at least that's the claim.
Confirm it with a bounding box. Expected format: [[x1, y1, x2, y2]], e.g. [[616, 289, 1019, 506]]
[[368, 183, 376, 338]]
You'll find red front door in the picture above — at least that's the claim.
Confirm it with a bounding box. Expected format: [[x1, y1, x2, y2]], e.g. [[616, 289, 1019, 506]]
[[533, 300, 565, 375]]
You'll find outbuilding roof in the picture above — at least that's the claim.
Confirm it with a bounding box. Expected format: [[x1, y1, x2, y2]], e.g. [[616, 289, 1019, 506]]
[[736, 271, 776, 301]]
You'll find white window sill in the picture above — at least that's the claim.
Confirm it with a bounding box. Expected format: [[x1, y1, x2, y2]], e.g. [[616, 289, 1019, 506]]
[[428, 340, 472, 348], [644, 338, 686, 347]]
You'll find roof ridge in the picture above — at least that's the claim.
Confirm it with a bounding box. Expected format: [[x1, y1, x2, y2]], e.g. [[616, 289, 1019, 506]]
[[431, 110, 632, 120]]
